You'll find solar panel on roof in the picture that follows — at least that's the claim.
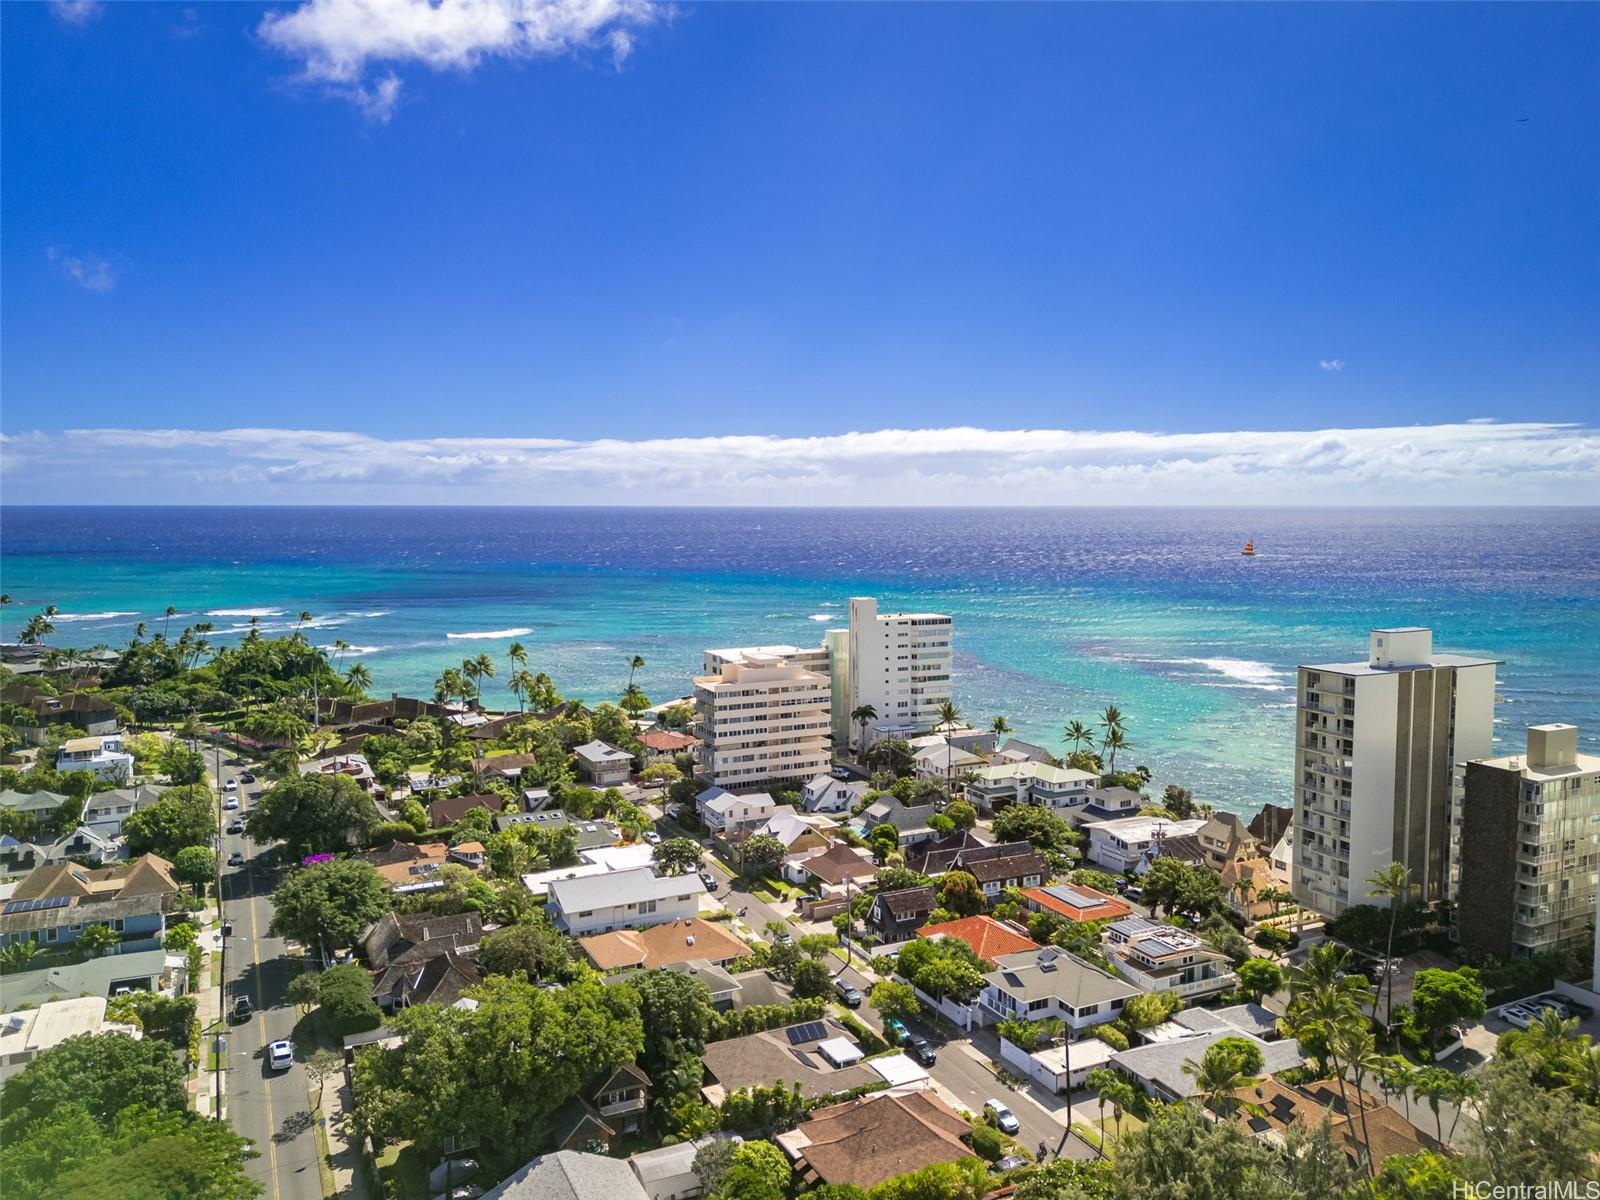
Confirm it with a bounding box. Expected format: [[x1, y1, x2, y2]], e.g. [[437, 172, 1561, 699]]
[[786, 1021, 827, 1044]]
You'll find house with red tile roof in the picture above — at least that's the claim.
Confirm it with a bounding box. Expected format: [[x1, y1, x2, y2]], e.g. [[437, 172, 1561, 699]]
[[916, 914, 1037, 966], [1021, 882, 1131, 924], [637, 729, 700, 766]]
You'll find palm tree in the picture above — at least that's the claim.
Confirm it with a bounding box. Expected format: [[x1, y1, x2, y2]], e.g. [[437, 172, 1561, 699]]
[[19, 612, 55, 645], [1330, 1021, 1382, 1178], [330, 638, 351, 670], [1063, 719, 1095, 762], [850, 704, 877, 754], [1085, 1068, 1118, 1158], [508, 641, 527, 674], [989, 715, 1012, 746], [1, 939, 41, 972], [1182, 1040, 1262, 1116], [627, 654, 646, 690], [1232, 875, 1256, 916], [297, 610, 313, 632], [1286, 942, 1372, 1122], [471, 653, 496, 706], [133, 621, 148, 642], [163, 605, 177, 638], [345, 663, 372, 695], [1366, 861, 1411, 1029], [1101, 727, 1130, 772], [1098, 704, 1124, 744]]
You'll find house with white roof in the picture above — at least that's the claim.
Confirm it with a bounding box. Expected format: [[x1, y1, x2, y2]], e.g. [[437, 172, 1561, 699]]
[[0, 996, 142, 1080], [966, 761, 1099, 817], [993, 738, 1055, 766], [1104, 917, 1237, 1001], [574, 740, 634, 787], [1111, 1026, 1303, 1103], [546, 867, 705, 937], [755, 806, 834, 855], [695, 787, 778, 839], [801, 774, 868, 815], [1083, 815, 1207, 873], [55, 734, 135, 783], [912, 741, 984, 782], [629, 1134, 741, 1200], [521, 842, 658, 899]]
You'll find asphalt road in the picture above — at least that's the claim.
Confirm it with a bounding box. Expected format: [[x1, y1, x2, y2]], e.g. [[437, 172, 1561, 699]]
[[211, 753, 323, 1200]]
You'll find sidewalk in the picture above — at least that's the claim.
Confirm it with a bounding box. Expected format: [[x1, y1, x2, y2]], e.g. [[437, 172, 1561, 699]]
[[193, 943, 227, 1120], [321, 1072, 368, 1198]]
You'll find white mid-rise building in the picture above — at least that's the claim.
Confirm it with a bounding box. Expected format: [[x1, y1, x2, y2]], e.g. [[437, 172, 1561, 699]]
[[1292, 627, 1499, 916], [844, 597, 952, 747], [693, 648, 832, 789]]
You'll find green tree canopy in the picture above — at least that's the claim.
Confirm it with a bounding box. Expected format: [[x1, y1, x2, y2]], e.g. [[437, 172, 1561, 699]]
[[937, 870, 986, 917], [121, 784, 215, 858], [653, 836, 705, 876], [267, 858, 390, 954], [246, 771, 381, 857], [1409, 967, 1485, 1044], [477, 920, 576, 984], [992, 804, 1075, 854]]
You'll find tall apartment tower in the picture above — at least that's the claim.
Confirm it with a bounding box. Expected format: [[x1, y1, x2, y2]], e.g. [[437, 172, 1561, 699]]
[[1291, 628, 1499, 916], [844, 597, 953, 747], [1450, 724, 1600, 961], [693, 646, 832, 789]]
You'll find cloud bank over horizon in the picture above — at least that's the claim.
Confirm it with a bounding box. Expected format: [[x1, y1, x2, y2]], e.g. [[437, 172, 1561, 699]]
[[1, 421, 1594, 506]]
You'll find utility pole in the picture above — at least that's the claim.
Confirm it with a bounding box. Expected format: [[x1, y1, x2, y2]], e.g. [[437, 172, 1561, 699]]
[[213, 738, 226, 1121]]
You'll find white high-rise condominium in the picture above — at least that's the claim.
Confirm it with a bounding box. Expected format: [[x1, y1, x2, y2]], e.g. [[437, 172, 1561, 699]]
[[844, 597, 953, 747], [693, 646, 833, 789], [1291, 627, 1499, 916]]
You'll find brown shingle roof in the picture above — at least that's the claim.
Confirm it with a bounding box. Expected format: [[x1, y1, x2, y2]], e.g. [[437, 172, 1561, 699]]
[[795, 1091, 973, 1191], [579, 918, 747, 971], [796, 843, 877, 886], [11, 852, 178, 902], [427, 793, 502, 828]]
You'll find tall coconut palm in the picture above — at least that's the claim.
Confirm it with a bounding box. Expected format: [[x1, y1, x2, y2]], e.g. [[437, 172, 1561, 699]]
[[850, 704, 877, 754], [345, 663, 372, 695], [471, 653, 496, 706], [1366, 861, 1411, 1029], [936, 700, 963, 796], [627, 654, 646, 690], [989, 715, 1012, 745], [1330, 1021, 1382, 1178], [1098, 704, 1124, 743], [1182, 1040, 1262, 1117], [507, 641, 527, 679], [1101, 727, 1130, 772], [163, 605, 177, 638], [1063, 719, 1094, 755]]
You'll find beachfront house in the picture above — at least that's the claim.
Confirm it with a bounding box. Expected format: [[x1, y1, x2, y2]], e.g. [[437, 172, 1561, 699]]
[[574, 740, 634, 788], [546, 866, 705, 937]]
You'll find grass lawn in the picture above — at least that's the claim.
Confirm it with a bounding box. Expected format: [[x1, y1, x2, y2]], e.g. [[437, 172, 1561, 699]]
[[375, 1142, 430, 1200]]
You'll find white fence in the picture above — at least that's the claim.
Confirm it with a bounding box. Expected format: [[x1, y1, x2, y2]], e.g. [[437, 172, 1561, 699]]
[[910, 983, 991, 1031]]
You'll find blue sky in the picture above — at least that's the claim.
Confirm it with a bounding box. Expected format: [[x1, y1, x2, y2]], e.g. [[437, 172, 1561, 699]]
[[3, 0, 1596, 504]]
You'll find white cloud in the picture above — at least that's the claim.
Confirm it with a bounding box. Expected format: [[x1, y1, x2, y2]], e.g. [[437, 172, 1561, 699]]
[[3, 421, 1596, 506], [258, 0, 665, 120], [46, 246, 117, 293], [49, 0, 104, 27], [1319, 359, 1345, 372]]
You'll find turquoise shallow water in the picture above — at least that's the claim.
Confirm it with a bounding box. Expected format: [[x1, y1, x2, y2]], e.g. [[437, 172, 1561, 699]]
[[2, 506, 1596, 816]]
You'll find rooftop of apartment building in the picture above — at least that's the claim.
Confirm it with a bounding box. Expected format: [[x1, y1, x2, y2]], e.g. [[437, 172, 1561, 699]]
[[1472, 724, 1599, 782], [1301, 626, 1501, 676]]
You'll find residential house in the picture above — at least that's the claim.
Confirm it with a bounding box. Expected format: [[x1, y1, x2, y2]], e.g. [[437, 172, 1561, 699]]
[[1196, 811, 1258, 871], [636, 730, 699, 768], [911, 741, 983, 783], [492, 810, 619, 851], [1247, 803, 1294, 852], [867, 886, 938, 943], [360, 911, 483, 1010], [701, 1018, 876, 1104], [578, 917, 747, 971], [574, 740, 634, 788], [480, 1150, 650, 1200], [55, 733, 135, 782], [0, 789, 70, 826], [1230, 1078, 1440, 1168], [448, 841, 486, 869], [0, 947, 180, 1007], [81, 785, 164, 839], [1137, 832, 1206, 873], [944, 841, 1046, 900], [860, 798, 938, 848], [778, 1091, 973, 1193], [1218, 857, 1277, 921], [1111, 1027, 1303, 1102], [1105, 918, 1236, 1001], [37, 826, 118, 866], [993, 738, 1056, 766], [520, 842, 656, 900], [546, 867, 705, 937], [0, 834, 43, 876], [629, 1134, 738, 1200], [979, 946, 1141, 1032], [916, 915, 1037, 966], [1021, 882, 1132, 925], [909, 830, 989, 877], [753, 807, 834, 857], [427, 793, 502, 829], [549, 1063, 653, 1150], [11, 852, 179, 902], [607, 959, 747, 1011], [1080, 786, 1146, 823], [13, 692, 119, 743], [0, 891, 170, 954], [1083, 816, 1207, 873], [800, 774, 868, 815], [370, 843, 450, 892], [695, 788, 779, 839], [1000, 1029, 1120, 1094], [0, 996, 142, 1080], [784, 842, 877, 893], [966, 761, 1098, 818]]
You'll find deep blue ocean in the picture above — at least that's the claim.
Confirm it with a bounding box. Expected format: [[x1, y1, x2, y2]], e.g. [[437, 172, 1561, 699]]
[[2, 506, 1596, 816]]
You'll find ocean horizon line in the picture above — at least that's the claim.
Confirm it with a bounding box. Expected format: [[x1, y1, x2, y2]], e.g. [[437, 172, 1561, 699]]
[[4, 502, 1598, 512]]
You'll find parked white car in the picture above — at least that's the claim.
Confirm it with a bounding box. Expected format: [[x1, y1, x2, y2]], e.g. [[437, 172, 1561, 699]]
[[1500, 1004, 1536, 1030], [984, 1099, 1020, 1135], [268, 1040, 294, 1071]]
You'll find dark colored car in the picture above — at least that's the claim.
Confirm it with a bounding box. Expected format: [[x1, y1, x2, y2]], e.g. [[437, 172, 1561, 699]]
[[908, 1035, 937, 1066], [834, 980, 863, 1008], [239, 772, 256, 784], [230, 995, 253, 1023]]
